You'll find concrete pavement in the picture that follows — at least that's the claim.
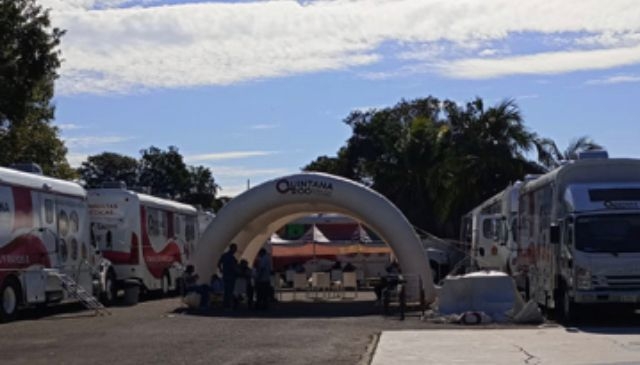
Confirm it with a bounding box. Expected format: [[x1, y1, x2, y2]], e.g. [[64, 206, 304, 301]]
[[372, 327, 640, 365]]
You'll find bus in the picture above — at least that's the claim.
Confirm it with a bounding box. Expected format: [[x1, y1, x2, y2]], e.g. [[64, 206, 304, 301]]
[[88, 185, 199, 305]]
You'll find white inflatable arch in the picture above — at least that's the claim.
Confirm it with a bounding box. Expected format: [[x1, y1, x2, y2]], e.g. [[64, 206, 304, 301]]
[[193, 172, 436, 303]]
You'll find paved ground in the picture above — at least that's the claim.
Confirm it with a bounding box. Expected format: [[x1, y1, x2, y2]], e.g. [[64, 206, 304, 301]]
[[3, 292, 640, 365], [372, 327, 640, 365], [0, 292, 453, 365]]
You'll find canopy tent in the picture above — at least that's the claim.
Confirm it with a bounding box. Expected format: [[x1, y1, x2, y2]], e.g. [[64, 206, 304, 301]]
[[271, 242, 391, 271]]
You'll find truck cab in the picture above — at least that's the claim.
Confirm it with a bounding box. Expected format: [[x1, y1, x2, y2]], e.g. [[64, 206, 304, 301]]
[[552, 183, 640, 319]]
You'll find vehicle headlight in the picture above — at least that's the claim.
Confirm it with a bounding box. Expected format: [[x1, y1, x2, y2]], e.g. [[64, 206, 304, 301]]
[[575, 266, 592, 290]]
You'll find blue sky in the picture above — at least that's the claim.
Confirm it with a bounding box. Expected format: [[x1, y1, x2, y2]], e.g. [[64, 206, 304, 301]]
[[41, 0, 640, 196]]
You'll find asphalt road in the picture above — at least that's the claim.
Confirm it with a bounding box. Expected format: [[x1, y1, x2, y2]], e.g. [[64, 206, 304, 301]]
[[3, 292, 638, 365], [0, 292, 445, 365]]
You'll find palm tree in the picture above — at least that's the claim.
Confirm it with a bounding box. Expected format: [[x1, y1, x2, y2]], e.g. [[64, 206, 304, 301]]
[[535, 136, 603, 170], [432, 98, 543, 235]]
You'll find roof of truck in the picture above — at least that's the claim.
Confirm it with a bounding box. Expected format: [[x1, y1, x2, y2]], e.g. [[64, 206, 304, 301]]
[[0, 166, 86, 198], [88, 188, 197, 215], [521, 158, 640, 195]]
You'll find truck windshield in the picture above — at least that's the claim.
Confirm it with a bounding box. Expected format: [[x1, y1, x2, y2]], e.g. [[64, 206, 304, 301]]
[[575, 214, 640, 253]]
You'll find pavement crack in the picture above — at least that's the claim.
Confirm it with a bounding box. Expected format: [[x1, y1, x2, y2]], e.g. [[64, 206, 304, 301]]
[[513, 344, 541, 365]]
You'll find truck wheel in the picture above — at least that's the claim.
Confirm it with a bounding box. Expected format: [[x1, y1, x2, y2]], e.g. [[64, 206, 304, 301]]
[[123, 284, 140, 306], [161, 273, 170, 297], [559, 288, 580, 324], [1, 278, 21, 323], [101, 272, 117, 306]]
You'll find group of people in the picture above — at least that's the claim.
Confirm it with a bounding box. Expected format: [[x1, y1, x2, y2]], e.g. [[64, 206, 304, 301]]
[[183, 243, 274, 310]]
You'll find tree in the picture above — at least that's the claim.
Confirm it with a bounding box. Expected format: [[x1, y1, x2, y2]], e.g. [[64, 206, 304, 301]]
[[138, 146, 191, 199], [433, 99, 544, 228], [535, 136, 603, 170], [304, 96, 544, 237], [0, 0, 73, 178], [181, 165, 219, 209], [77, 152, 139, 188], [78, 147, 219, 208]]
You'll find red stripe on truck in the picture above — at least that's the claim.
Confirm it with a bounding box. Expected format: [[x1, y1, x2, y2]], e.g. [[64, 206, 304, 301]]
[[140, 207, 182, 279], [0, 234, 51, 283], [11, 186, 33, 232]]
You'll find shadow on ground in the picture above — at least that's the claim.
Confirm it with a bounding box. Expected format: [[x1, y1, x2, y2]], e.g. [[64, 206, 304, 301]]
[[173, 298, 419, 319]]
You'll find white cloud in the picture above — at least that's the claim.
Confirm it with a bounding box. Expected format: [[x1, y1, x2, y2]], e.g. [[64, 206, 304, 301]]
[[585, 74, 640, 85], [211, 166, 291, 178], [249, 124, 279, 130], [185, 150, 278, 162], [64, 135, 132, 148], [57, 123, 84, 130], [218, 184, 248, 197], [515, 94, 540, 100], [478, 48, 500, 57], [40, 0, 640, 93], [441, 44, 640, 79], [66, 153, 88, 167]]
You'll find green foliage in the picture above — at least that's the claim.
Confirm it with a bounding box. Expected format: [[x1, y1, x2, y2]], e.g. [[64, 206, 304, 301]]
[[77, 147, 219, 209], [0, 0, 72, 178], [78, 152, 139, 188], [181, 165, 219, 209], [304, 96, 548, 237], [534, 136, 603, 169], [139, 146, 191, 199]]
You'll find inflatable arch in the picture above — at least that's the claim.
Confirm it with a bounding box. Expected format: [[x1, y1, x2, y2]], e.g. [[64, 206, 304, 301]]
[[193, 172, 436, 303]]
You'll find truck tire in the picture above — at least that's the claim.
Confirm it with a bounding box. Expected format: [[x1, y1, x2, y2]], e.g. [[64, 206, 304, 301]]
[[161, 272, 170, 297], [100, 272, 117, 306], [557, 287, 580, 324], [123, 284, 140, 306], [1, 277, 21, 323]]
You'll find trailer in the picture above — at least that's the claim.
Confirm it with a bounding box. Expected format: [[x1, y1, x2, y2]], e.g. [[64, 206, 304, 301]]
[[519, 156, 640, 321], [88, 186, 199, 305], [461, 176, 538, 275], [0, 166, 107, 322]]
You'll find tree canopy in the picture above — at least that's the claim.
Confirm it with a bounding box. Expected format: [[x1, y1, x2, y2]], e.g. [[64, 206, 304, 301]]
[[0, 0, 73, 178], [304, 96, 601, 237], [77, 147, 220, 209]]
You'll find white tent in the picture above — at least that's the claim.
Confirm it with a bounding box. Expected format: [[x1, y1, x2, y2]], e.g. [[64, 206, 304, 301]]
[[268, 233, 300, 245], [300, 224, 330, 243]]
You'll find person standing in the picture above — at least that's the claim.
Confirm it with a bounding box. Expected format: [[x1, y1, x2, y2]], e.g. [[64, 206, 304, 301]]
[[254, 248, 272, 310], [218, 243, 238, 309]]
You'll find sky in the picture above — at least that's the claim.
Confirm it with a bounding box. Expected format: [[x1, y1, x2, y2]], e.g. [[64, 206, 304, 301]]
[[39, 0, 640, 196]]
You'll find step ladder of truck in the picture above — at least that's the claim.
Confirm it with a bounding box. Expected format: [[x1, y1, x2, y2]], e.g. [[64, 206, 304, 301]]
[[47, 270, 111, 316]]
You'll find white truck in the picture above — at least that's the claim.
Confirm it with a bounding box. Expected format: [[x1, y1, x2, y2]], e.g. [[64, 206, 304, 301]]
[[518, 155, 640, 321], [88, 185, 199, 305], [461, 176, 538, 276], [0, 165, 108, 322]]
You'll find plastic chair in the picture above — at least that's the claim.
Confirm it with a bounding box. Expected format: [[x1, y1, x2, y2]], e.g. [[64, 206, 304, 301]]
[[292, 273, 308, 299], [271, 274, 283, 300], [330, 269, 343, 297], [285, 269, 295, 287], [342, 271, 358, 299], [311, 272, 331, 298]]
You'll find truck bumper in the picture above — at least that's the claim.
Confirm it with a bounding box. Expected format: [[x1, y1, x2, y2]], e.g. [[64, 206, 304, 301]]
[[575, 290, 640, 304]]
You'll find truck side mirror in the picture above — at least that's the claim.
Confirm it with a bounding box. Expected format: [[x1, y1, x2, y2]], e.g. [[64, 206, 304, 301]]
[[549, 225, 560, 245]]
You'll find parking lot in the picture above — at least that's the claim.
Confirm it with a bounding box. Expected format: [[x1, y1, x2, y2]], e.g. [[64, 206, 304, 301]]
[[0, 293, 431, 365], [3, 293, 640, 365]]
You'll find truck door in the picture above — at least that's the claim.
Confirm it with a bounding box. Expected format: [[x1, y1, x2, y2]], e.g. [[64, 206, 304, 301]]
[[38, 193, 59, 266], [476, 214, 504, 269]]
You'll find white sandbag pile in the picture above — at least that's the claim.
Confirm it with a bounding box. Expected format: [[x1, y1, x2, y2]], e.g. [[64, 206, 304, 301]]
[[436, 271, 542, 324]]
